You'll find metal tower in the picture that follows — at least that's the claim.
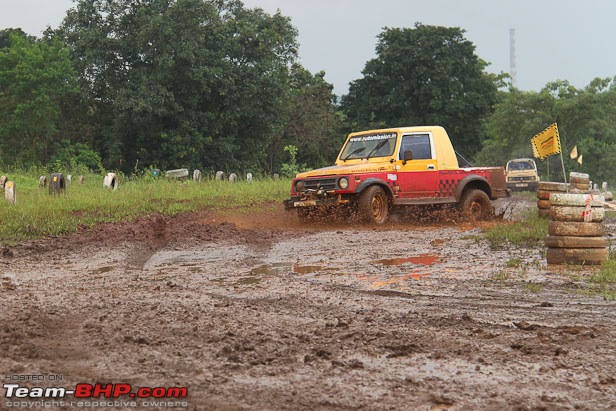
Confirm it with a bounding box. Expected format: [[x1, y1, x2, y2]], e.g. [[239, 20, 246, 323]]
[[509, 28, 517, 88]]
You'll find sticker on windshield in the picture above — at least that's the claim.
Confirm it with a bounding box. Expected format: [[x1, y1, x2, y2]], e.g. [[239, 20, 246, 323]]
[[349, 132, 396, 142]]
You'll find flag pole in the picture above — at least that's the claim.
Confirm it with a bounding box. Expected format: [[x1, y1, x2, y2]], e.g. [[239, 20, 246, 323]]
[[559, 151, 568, 193]]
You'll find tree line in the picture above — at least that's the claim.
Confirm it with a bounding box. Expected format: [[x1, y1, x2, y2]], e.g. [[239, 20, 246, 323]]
[[1, 0, 615, 185]]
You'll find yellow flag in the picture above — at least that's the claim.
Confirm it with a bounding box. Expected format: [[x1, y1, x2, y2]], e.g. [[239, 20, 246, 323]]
[[570, 145, 578, 159], [531, 123, 561, 160], [577, 154, 583, 165]]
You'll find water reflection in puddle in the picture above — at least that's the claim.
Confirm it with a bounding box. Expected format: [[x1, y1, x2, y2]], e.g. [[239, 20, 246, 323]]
[[293, 265, 324, 274], [235, 277, 262, 285], [251, 263, 291, 276], [373, 254, 440, 266], [90, 266, 114, 275]]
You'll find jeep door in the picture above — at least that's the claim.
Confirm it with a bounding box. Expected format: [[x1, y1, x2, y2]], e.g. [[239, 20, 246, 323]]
[[395, 133, 438, 198]]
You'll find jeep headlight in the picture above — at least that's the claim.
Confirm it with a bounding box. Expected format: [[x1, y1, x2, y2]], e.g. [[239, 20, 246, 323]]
[[339, 177, 349, 189], [295, 180, 305, 192]]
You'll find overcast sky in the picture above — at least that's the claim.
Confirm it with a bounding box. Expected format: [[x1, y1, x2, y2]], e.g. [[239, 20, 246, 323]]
[[2, 0, 615, 96]]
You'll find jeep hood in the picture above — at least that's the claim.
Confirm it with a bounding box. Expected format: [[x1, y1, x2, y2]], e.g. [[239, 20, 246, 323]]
[[295, 163, 393, 179]]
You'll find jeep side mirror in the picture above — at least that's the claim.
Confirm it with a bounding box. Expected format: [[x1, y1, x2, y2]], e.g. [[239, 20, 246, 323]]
[[403, 150, 413, 164]]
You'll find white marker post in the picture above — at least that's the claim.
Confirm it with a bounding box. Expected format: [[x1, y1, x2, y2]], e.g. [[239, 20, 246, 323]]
[[4, 181, 16, 205]]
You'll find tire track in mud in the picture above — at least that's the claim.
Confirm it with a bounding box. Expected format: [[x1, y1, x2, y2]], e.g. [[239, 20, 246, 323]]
[[124, 214, 168, 270]]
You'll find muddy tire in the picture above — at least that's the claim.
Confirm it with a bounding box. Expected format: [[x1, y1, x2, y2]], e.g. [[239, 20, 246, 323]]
[[569, 172, 590, 185], [548, 221, 605, 237], [459, 189, 493, 221], [536, 190, 551, 200], [545, 235, 608, 248], [537, 200, 550, 210], [538, 182, 569, 192], [358, 185, 389, 225], [569, 176, 590, 183], [546, 247, 609, 265], [550, 206, 604, 222], [569, 183, 591, 191]]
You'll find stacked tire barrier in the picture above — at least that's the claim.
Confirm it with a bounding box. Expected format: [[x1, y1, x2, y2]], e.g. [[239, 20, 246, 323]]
[[546, 193, 608, 265], [537, 181, 568, 218], [569, 172, 590, 191]]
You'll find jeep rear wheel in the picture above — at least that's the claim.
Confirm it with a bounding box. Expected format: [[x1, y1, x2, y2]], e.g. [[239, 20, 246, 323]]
[[460, 189, 492, 221], [358, 185, 389, 225]]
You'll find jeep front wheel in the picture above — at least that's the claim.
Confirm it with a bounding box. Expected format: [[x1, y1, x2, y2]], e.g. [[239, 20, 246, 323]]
[[460, 189, 492, 221], [358, 185, 389, 225]]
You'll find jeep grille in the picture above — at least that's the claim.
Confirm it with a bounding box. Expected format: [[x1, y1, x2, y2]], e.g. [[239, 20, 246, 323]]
[[302, 178, 337, 191], [509, 176, 534, 182]]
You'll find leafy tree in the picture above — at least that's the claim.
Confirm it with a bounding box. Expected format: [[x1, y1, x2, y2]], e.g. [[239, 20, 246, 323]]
[[0, 28, 35, 48], [340, 23, 497, 158], [55, 0, 298, 173], [267, 64, 344, 173], [0, 31, 78, 166], [476, 88, 556, 166], [478, 77, 616, 184], [49, 140, 104, 172]]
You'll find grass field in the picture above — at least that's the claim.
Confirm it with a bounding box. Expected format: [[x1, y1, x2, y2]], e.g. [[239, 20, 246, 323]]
[[0, 172, 290, 243], [482, 209, 548, 249]]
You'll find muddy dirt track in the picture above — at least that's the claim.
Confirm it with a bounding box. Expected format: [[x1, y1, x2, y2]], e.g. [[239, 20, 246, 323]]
[[1, 197, 616, 411]]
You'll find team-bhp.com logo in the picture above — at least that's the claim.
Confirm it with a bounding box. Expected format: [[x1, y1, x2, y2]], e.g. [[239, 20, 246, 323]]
[[4, 382, 188, 408]]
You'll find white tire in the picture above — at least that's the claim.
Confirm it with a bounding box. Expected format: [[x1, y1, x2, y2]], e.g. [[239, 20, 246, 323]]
[[549, 193, 605, 207], [550, 206, 604, 222]]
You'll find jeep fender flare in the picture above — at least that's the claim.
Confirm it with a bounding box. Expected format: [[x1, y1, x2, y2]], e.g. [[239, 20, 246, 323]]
[[355, 178, 395, 199], [455, 175, 491, 201]]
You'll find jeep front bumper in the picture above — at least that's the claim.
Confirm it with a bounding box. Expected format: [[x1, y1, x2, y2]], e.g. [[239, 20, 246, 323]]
[[283, 193, 350, 210]]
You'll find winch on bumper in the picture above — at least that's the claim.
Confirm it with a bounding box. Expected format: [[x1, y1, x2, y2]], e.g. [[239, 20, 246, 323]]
[[284, 190, 351, 210]]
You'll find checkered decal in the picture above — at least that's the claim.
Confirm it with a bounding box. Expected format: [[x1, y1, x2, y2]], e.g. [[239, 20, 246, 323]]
[[437, 179, 457, 198]]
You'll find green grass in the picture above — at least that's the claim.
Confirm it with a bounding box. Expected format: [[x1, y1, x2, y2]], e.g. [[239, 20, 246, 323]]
[[490, 270, 513, 282], [587, 259, 616, 300], [483, 210, 548, 249], [505, 258, 523, 268], [523, 282, 544, 293], [0, 172, 290, 243]]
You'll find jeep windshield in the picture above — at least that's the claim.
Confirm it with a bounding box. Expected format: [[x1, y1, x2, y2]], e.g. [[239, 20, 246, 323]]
[[507, 160, 536, 172], [340, 132, 397, 161]]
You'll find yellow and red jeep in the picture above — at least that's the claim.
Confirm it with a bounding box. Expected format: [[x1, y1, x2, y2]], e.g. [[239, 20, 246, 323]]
[[284, 126, 509, 224]]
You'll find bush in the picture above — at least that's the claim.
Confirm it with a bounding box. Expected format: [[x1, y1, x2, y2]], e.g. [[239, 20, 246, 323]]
[[49, 140, 104, 173]]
